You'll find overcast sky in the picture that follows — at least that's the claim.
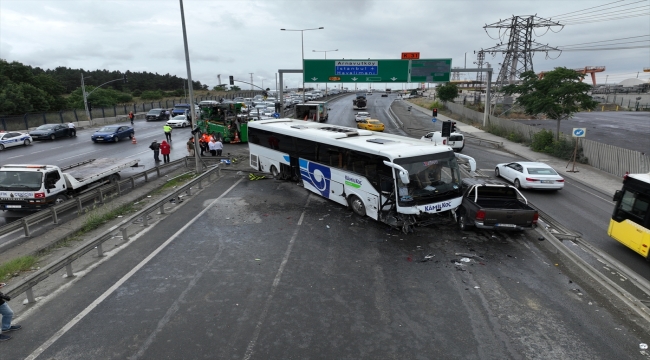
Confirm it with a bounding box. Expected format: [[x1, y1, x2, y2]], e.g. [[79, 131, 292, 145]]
[[1, 0, 648, 90]]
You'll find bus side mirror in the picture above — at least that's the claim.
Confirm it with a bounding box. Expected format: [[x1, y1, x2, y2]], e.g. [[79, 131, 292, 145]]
[[399, 171, 410, 185], [613, 190, 622, 202]]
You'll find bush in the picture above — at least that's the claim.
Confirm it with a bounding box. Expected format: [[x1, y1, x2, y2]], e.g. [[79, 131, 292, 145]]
[[140, 90, 163, 100], [531, 129, 554, 151], [132, 89, 142, 97], [485, 124, 526, 144]]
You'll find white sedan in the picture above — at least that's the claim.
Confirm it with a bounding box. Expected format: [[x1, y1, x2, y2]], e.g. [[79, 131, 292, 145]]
[[0, 131, 32, 150], [495, 161, 564, 190], [166, 115, 190, 128], [355, 112, 370, 122]]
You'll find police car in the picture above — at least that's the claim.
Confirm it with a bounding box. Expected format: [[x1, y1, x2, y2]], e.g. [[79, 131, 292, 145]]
[[0, 131, 32, 150]]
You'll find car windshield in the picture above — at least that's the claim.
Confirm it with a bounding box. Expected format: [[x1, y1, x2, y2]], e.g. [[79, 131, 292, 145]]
[[527, 167, 558, 175], [171, 116, 186, 120], [98, 127, 117, 132], [147, 109, 161, 114], [368, 120, 380, 124], [394, 151, 461, 205], [0, 171, 43, 191], [36, 124, 57, 130]]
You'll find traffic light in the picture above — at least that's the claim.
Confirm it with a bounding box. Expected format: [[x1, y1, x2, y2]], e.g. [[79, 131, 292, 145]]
[[87, 101, 92, 111], [451, 122, 457, 133], [441, 121, 451, 138], [432, 108, 438, 117], [229, 76, 234, 85]]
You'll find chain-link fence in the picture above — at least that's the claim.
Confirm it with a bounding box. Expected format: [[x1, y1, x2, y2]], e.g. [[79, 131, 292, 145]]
[[1, 91, 262, 131]]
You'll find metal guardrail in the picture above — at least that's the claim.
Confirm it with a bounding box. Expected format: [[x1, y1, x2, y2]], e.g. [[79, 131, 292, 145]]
[[0, 157, 194, 239], [4, 164, 221, 303]]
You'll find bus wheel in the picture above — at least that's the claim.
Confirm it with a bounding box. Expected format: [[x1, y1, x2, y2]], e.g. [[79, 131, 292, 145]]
[[349, 195, 366, 217], [270, 166, 281, 180]]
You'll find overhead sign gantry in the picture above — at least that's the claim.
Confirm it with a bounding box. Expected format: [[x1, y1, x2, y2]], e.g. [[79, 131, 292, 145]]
[[303, 58, 452, 83]]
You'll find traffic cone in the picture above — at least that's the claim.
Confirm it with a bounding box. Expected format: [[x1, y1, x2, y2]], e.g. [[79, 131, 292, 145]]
[[132, 135, 137, 144], [231, 132, 240, 144]]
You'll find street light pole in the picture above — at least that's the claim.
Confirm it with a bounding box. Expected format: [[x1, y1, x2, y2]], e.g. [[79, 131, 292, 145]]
[[313, 49, 338, 96], [81, 73, 91, 125], [179, 0, 200, 172], [281, 27, 324, 104]]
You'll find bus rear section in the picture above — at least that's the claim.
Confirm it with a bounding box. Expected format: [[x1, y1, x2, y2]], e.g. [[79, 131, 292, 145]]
[[247, 119, 470, 233], [608, 173, 650, 258]]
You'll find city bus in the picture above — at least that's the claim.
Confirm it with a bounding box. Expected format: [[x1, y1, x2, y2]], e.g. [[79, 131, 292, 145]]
[[247, 119, 476, 233], [608, 172, 650, 259]]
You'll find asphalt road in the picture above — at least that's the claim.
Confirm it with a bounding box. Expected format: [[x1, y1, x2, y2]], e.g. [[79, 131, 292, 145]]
[[511, 112, 650, 154], [387, 98, 650, 286], [2, 96, 648, 358], [0, 119, 205, 226], [5, 172, 644, 359]]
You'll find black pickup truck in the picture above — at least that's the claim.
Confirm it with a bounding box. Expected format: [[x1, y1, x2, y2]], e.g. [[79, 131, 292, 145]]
[[456, 178, 538, 231]]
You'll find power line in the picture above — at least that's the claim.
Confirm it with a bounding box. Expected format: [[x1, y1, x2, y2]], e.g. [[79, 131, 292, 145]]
[[552, 0, 647, 19], [559, 45, 650, 51], [557, 35, 649, 47], [559, 40, 650, 49], [562, 12, 650, 25], [549, 0, 625, 18], [556, 5, 650, 22]]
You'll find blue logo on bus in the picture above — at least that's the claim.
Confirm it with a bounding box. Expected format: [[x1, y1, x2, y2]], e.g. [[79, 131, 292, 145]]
[[299, 160, 331, 198]]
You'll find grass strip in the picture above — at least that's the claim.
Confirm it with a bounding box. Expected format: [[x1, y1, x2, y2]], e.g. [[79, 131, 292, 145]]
[[0, 256, 38, 281]]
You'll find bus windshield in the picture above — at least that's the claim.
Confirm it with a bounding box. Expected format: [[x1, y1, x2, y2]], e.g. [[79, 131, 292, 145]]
[[394, 151, 461, 205]]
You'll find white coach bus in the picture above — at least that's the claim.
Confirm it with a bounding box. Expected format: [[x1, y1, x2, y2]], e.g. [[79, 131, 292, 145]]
[[247, 119, 476, 233]]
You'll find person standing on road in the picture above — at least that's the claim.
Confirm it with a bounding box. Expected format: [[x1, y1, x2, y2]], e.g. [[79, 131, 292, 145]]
[[186, 137, 195, 157], [163, 124, 173, 142], [149, 140, 161, 162], [67, 122, 76, 137], [160, 140, 171, 163], [129, 111, 135, 125], [164, 109, 171, 120], [0, 282, 22, 342], [208, 138, 217, 156], [200, 133, 211, 156], [215, 138, 223, 156]]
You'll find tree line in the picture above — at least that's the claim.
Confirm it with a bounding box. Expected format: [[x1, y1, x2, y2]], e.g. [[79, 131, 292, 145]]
[[0, 59, 207, 115]]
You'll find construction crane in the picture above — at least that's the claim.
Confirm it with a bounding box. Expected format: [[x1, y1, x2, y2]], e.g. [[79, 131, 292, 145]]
[[537, 66, 605, 86]]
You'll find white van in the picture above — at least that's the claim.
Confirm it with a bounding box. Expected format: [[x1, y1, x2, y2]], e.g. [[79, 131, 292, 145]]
[[421, 131, 465, 152]]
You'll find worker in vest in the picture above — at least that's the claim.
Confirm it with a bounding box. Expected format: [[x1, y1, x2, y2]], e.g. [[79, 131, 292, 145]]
[[200, 133, 211, 156], [163, 124, 172, 142]]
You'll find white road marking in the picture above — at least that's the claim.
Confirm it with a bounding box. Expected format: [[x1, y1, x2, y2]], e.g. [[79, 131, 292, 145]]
[[243, 195, 311, 360], [25, 177, 244, 360]]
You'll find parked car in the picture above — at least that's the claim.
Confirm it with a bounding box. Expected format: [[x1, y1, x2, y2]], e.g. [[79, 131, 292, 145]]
[[357, 119, 385, 132], [29, 124, 73, 141], [354, 112, 370, 122], [495, 162, 565, 190], [0, 131, 32, 150], [166, 115, 190, 128], [146, 108, 167, 121], [381, 93, 388, 97], [456, 178, 538, 231], [91, 125, 134, 143]]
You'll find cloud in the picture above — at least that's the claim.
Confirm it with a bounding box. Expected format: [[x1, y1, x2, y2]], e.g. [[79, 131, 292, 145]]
[[0, 0, 647, 88]]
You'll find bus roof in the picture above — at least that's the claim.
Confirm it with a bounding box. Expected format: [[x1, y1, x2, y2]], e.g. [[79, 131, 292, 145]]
[[249, 119, 453, 160]]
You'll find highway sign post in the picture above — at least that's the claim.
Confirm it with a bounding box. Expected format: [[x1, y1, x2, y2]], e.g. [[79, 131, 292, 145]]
[[303, 59, 451, 83], [568, 128, 586, 172]]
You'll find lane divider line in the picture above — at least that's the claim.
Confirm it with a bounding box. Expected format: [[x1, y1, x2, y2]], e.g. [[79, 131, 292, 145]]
[[25, 177, 244, 360], [243, 195, 311, 360]]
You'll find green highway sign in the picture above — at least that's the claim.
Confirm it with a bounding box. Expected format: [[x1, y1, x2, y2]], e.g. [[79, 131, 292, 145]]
[[303, 58, 452, 83]]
